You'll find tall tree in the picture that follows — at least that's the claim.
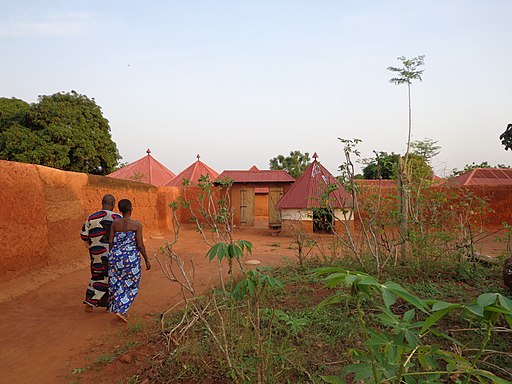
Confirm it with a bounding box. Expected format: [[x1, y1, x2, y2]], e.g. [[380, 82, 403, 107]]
[[0, 91, 120, 174], [388, 55, 425, 260], [387, 55, 425, 156], [269, 150, 311, 178]]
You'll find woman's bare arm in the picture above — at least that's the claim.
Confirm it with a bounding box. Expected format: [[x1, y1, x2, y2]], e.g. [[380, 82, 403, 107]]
[[135, 222, 151, 270]]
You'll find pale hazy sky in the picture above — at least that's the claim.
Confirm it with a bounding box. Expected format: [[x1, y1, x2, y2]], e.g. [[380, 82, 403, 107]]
[[1, 1, 511, 177]]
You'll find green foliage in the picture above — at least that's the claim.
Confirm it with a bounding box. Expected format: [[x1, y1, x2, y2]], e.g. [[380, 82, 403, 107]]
[[269, 150, 311, 178], [233, 270, 283, 301], [316, 267, 512, 384], [410, 138, 441, 164], [388, 55, 425, 86], [362, 152, 432, 182], [206, 240, 252, 262], [362, 151, 400, 179], [500, 123, 512, 151], [0, 91, 120, 174]]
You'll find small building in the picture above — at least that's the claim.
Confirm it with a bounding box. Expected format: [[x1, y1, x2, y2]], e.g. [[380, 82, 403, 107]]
[[276, 153, 352, 234], [107, 149, 175, 186], [216, 167, 295, 228], [448, 168, 512, 186], [165, 155, 219, 186]]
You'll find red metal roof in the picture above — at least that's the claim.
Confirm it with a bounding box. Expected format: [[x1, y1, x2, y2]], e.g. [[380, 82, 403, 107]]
[[107, 149, 175, 186], [216, 169, 295, 183], [276, 159, 351, 209], [449, 168, 512, 186], [166, 156, 219, 186]]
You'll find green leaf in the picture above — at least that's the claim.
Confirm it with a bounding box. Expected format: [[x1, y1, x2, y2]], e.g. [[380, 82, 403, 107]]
[[382, 287, 397, 308], [384, 282, 429, 313], [498, 294, 512, 314], [477, 293, 499, 307], [465, 304, 484, 318], [320, 375, 344, 384], [420, 308, 452, 335], [431, 301, 460, 312], [403, 309, 415, 322], [470, 369, 512, 384]]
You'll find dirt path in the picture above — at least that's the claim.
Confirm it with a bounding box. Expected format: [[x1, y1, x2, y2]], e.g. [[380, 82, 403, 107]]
[[0, 227, 298, 384]]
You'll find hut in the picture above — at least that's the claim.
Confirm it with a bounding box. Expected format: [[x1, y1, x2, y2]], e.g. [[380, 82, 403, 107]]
[[216, 167, 295, 228], [107, 149, 175, 186], [276, 153, 352, 234]]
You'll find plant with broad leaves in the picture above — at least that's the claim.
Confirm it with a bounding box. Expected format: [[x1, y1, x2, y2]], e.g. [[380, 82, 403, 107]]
[[315, 267, 512, 384]]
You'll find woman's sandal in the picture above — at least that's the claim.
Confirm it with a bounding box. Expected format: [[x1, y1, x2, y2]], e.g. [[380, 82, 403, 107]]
[[115, 313, 129, 323]]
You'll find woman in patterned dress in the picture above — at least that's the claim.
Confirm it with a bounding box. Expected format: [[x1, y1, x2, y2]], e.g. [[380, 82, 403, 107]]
[[108, 199, 151, 323]]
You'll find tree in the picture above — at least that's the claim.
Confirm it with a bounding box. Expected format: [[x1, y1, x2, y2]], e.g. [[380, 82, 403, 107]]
[[0, 91, 120, 175], [362, 152, 400, 179], [410, 138, 440, 164], [387, 55, 425, 156], [388, 55, 425, 260], [362, 152, 432, 182], [499, 123, 512, 151], [269, 150, 311, 178]]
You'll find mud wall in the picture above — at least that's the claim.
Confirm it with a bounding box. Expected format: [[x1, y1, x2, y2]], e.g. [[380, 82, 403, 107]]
[[353, 183, 512, 229], [0, 160, 179, 281]]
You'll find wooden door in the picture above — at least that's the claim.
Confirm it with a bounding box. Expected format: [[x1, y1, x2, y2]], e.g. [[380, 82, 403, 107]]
[[240, 187, 255, 226], [268, 187, 283, 228]]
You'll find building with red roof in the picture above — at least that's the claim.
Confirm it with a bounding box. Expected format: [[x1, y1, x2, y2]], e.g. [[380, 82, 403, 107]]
[[448, 168, 512, 186], [216, 167, 295, 228], [165, 155, 219, 187], [107, 149, 175, 186], [276, 153, 352, 233]]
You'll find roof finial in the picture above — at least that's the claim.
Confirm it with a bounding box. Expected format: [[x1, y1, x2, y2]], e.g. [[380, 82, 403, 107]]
[[146, 148, 151, 154], [196, 154, 200, 161], [312, 152, 318, 160]]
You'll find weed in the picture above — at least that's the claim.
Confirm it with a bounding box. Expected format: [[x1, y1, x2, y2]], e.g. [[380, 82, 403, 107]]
[[71, 367, 89, 374]]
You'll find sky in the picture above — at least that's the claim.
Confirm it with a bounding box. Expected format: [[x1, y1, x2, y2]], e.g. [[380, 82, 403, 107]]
[[1, 0, 511, 177]]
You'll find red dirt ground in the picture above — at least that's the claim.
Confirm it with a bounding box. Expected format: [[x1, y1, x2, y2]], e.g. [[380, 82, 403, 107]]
[[0, 227, 507, 384], [0, 227, 300, 384]]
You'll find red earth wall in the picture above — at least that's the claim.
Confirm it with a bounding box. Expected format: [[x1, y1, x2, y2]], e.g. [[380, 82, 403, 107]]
[[0, 160, 179, 281], [354, 183, 512, 230]]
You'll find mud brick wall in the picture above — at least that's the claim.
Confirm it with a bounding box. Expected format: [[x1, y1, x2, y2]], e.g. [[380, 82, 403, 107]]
[[0, 160, 179, 281]]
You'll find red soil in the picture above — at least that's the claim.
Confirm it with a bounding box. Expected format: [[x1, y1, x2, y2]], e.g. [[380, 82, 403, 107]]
[[0, 227, 298, 384]]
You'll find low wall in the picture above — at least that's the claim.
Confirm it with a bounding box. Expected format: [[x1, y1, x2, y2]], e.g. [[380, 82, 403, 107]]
[[0, 160, 179, 281], [353, 182, 512, 229]]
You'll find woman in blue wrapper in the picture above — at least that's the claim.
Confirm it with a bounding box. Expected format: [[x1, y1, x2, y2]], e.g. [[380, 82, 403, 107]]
[[108, 199, 151, 323]]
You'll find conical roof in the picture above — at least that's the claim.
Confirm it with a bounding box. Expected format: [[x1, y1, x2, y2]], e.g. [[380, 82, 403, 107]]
[[107, 149, 175, 186], [276, 153, 351, 209], [166, 155, 219, 186]]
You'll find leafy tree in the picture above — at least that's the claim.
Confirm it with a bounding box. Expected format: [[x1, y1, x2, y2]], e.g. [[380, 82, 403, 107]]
[[362, 152, 400, 179], [410, 138, 440, 164], [388, 55, 425, 156], [269, 150, 311, 178], [0, 91, 120, 175], [499, 123, 512, 151], [0, 98, 30, 132], [362, 152, 432, 182]]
